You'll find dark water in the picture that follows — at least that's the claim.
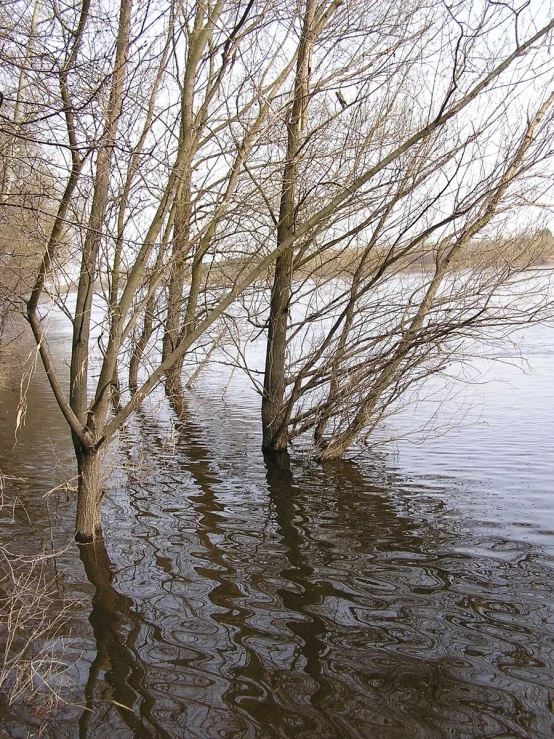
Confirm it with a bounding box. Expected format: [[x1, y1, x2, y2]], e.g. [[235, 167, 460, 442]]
[[1, 310, 554, 738]]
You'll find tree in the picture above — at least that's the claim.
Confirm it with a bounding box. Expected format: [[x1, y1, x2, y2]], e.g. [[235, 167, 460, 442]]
[[1, 0, 553, 540], [258, 0, 554, 457], [11, 0, 312, 540]]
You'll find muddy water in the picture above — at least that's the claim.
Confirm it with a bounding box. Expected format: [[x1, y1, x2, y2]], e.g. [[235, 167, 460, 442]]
[[1, 308, 554, 738]]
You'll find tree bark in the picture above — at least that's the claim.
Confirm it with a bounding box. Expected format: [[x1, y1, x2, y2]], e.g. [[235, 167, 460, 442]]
[[262, 248, 294, 450], [163, 180, 191, 399], [75, 447, 104, 543]]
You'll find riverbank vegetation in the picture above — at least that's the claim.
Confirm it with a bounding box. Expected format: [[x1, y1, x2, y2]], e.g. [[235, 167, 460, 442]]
[[1, 0, 554, 538]]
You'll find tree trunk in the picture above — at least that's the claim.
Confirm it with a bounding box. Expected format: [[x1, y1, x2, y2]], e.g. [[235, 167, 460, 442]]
[[162, 237, 188, 398], [261, 0, 316, 452], [75, 447, 104, 543], [262, 248, 294, 450], [70, 0, 132, 427], [164, 355, 185, 400], [129, 303, 154, 394], [162, 2, 209, 401]]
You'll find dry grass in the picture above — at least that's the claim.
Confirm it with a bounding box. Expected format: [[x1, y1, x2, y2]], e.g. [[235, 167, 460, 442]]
[[187, 231, 554, 289], [0, 476, 77, 714]]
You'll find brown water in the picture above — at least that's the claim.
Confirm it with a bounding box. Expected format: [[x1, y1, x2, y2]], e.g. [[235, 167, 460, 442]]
[[1, 309, 554, 738]]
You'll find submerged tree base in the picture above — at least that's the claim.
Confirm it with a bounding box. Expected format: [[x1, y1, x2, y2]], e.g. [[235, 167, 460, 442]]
[[74, 448, 105, 542], [75, 526, 104, 545]]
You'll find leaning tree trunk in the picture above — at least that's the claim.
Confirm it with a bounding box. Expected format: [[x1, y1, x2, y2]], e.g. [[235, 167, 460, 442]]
[[261, 0, 316, 452], [75, 446, 104, 543]]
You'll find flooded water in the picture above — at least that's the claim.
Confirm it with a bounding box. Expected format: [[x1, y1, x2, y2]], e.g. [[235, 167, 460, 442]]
[[1, 304, 554, 737]]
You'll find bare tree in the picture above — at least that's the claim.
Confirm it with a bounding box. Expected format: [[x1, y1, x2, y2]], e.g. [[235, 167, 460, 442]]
[[10, 0, 307, 540], [1, 0, 553, 541], [258, 0, 554, 456]]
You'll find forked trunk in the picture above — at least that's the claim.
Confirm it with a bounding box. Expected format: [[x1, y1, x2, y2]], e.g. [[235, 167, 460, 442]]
[[75, 447, 104, 543]]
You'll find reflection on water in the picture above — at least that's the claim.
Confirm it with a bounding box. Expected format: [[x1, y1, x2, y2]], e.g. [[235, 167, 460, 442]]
[[1, 311, 554, 737]]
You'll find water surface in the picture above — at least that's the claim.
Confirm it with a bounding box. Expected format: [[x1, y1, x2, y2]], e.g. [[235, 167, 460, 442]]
[[0, 308, 554, 738]]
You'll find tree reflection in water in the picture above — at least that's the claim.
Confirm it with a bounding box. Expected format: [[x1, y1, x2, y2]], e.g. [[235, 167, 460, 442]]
[[2, 306, 554, 737], [78, 538, 172, 738], [67, 390, 554, 738]]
